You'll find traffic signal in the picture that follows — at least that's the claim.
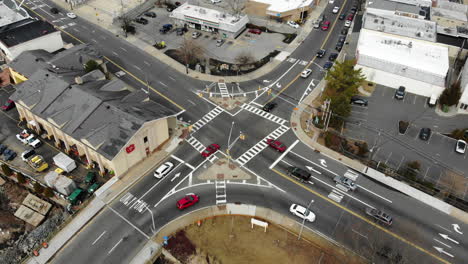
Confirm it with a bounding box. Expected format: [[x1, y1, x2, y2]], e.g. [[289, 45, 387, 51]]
[[240, 133, 246, 140]]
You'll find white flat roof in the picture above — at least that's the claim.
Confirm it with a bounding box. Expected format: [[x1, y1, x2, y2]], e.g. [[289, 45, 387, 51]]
[[0, 0, 29, 28], [172, 3, 245, 25], [357, 29, 449, 76], [252, 0, 313, 13]]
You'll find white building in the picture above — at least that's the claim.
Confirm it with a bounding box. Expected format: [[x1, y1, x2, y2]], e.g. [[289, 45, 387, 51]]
[[170, 3, 249, 38], [245, 0, 313, 21], [457, 59, 468, 113], [356, 29, 449, 97], [366, 0, 428, 19]]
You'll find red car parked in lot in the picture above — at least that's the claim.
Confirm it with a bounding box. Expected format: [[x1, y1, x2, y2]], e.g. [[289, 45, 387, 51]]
[[1, 99, 15, 111], [201, 143, 220, 157], [176, 193, 199, 209], [266, 139, 287, 152], [248, 28, 262, 34]]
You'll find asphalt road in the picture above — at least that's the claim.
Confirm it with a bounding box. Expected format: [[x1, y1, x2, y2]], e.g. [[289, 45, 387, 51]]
[[18, 0, 468, 264]]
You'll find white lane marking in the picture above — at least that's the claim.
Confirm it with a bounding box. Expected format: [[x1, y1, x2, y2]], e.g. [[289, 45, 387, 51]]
[[306, 166, 322, 174], [280, 160, 292, 166], [251, 101, 263, 107], [133, 65, 141, 71], [159, 81, 168, 87], [144, 61, 150, 66], [91, 38, 98, 43], [240, 164, 286, 193], [171, 172, 181, 182], [140, 163, 183, 200], [108, 238, 123, 255], [112, 51, 118, 56], [169, 76, 176, 81], [73, 28, 79, 32], [170, 155, 195, 169], [188, 100, 196, 106], [269, 140, 299, 169], [92, 231, 106, 245], [352, 229, 368, 239], [434, 239, 451, 249], [435, 224, 453, 233], [289, 151, 338, 176], [108, 206, 150, 239], [120, 47, 127, 52], [358, 185, 393, 203]]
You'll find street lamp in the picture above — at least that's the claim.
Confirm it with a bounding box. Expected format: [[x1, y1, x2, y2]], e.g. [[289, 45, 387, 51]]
[[298, 199, 314, 240]]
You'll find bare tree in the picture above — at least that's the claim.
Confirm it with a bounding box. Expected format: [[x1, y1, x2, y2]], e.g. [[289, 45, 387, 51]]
[[118, 15, 134, 38], [235, 51, 255, 71], [175, 36, 205, 74], [227, 0, 245, 17]]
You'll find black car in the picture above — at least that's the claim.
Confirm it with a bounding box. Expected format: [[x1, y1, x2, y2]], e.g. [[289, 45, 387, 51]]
[[0, 144, 6, 155], [287, 167, 311, 181], [324, 61, 333, 70], [339, 13, 346, 20], [160, 24, 173, 33], [350, 96, 368, 106], [316, 49, 326, 58], [419, 128, 431, 141], [176, 27, 187, 35], [263, 102, 277, 112], [144, 12, 156, 18], [50, 7, 59, 14], [3, 149, 16, 161], [350, 7, 357, 14], [395, 86, 406, 100], [338, 35, 346, 44], [328, 53, 338, 61], [135, 17, 149, 25], [341, 28, 348, 35], [335, 42, 343, 51]]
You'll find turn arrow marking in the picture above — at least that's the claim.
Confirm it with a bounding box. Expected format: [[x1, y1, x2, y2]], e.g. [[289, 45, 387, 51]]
[[318, 159, 327, 167], [452, 224, 463, 235]]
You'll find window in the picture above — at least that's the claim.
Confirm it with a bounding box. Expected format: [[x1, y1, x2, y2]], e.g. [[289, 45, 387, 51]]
[[144, 136, 148, 143]]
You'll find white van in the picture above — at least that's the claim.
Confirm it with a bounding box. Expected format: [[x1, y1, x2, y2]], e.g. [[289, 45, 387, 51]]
[[343, 169, 359, 181], [428, 94, 437, 107]]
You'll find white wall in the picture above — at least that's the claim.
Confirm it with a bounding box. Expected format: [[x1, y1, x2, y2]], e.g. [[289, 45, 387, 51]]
[[4, 31, 63, 61]]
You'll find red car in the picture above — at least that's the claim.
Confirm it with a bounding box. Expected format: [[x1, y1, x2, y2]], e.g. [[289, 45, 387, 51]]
[[1, 99, 15, 111], [346, 14, 354, 21], [201, 143, 220, 157], [248, 28, 262, 35], [321, 21, 330, 31], [266, 139, 287, 152], [176, 193, 199, 209]]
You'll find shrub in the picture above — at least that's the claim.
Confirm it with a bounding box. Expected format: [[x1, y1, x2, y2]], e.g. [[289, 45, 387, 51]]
[[1, 164, 12, 176], [33, 182, 44, 194], [16, 172, 26, 184], [43, 187, 54, 198]]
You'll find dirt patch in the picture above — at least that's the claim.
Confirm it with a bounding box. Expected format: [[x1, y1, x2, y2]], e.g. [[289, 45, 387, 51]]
[[164, 216, 364, 264], [360, 82, 376, 95], [198, 158, 251, 181]]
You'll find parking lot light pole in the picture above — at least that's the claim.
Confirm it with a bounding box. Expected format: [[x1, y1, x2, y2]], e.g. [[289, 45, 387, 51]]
[[298, 199, 314, 240]]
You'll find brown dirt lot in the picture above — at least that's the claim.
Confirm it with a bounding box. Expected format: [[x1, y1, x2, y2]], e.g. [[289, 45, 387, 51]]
[[164, 216, 364, 264]]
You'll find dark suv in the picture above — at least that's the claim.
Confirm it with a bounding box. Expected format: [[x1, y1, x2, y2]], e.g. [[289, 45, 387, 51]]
[[394, 86, 406, 100], [366, 208, 393, 226], [350, 96, 368, 106], [287, 167, 311, 181], [262, 102, 277, 112], [135, 17, 148, 25], [316, 49, 326, 58]]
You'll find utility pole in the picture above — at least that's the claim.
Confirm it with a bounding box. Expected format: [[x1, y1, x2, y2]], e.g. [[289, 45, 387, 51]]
[[298, 199, 314, 240]]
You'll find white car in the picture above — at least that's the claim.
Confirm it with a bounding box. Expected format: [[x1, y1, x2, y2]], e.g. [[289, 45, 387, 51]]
[[290, 204, 316, 222], [332, 6, 340, 14], [329, 0, 335, 3], [66, 13, 77, 19], [211, 0, 222, 3], [154, 161, 174, 178], [16, 129, 42, 148], [301, 69, 312, 78], [192, 32, 201, 39], [287, 21, 299, 29], [455, 140, 466, 154], [344, 20, 352, 27]]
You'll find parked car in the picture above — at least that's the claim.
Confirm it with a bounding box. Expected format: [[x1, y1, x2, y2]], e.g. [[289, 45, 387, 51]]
[[16, 129, 42, 148], [419, 128, 431, 141], [216, 39, 225, 47], [21, 149, 36, 161], [321, 21, 330, 31], [344, 20, 352, 27], [332, 6, 340, 14], [316, 49, 326, 58], [2, 149, 14, 161], [350, 96, 368, 106], [87, 183, 101, 194], [338, 35, 346, 44], [323, 61, 333, 70], [266, 139, 287, 152], [365, 208, 393, 226], [313, 20, 320, 29], [301, 69, 312, 78], [333, 176, 357, 191], [135, 17, 148, 25], [455, 139, 466, 154], [248, 28, 262, 34], [262, 102, 277, 112], [328, 53, 338, 61], [201, 144, 220, 158], [50, 7, 59, 14], [160, 24, 173, 33], [144, 11, 156, 18], [1, 99, 15, 111], [66, 12, 77, 19], [350, 7, 357, 14], [339, 13, 346, 20], [347, 14, 354, 21], [85, 171, 96, 185], [290, 204, 316, 222], [394, 86, 406, 100], [287, 167, 311, 181], [154, 161, 174, 178], [28, 155, 48, 172], [428, 94, 437, 107], [176, 27, 187, 35], [192, 31, 201, 39], [341, 28, 348, 35], [0, 144, 6, 155], [287, 21, 299, 29], [176, 193, 199, 209], [335, 42, 343, 51]]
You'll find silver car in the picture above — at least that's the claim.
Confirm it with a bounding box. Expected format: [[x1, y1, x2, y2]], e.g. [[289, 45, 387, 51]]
[[334, 176, 357, 191]]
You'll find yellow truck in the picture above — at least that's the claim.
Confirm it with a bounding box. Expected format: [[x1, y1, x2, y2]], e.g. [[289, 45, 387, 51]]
[[28, 155, 49, 172]]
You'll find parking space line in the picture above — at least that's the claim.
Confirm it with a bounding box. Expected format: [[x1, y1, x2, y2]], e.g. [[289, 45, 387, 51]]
[[413, 95, 417, 104], [92, 231, 106, 245], [108, 238, 123, 255]]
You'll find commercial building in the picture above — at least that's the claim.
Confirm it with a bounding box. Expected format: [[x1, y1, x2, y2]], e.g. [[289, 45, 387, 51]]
[[245, 0, 313, 21], [366, 0, 428, 20], [0, 0, 63, 62], [457, 59, 468, 113], [431, 1, 468, 38], [170, 3, 249, 38], [356, 29, 449, 97], [9, 45, 179, 177]]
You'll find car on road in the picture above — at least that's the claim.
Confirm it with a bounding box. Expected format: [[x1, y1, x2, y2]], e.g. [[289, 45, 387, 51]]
[[21, 149, 36, 162], [365, 208, 393, 226], [316, 49, 326, 58], [216, 39, 225, 47], [313, 20, 320, 29], [455, 139, 466, 154], [350, 96, 368, 106], [428, 94, 437, 107], [176, 193, 199, 209], [2, 99, 15, 111], [248, 28, 262, 34], [335, 42, 343, 51], [347, 14, 354, 21], [290, 204, 316, 222], [332, 6, 340, 14], [301, 69, 312, 78], [394, 86, 406, 100], [328, 53, 338, 61], [192, 31, 201, 39], [154, 161, 174, 178], [341, 28, 348, 35], [338, 35, 346, 44], [287, 21, 299, 29], [339, 13, 346, 20], [262, 102, 276, 112], [344, 20, 352, 27], [328, 0, 335, 3], [211, 0, 222, 3], [144, 11, 156, 18], [350, 7, 357, 14], [66, 12, 77, 19], [333, 176, 357, 191], [50, 7, 59, 14], [323, 61, 333, 70], [287, 167, 311, 181], [266, 139, 287, 152], [135, 17, 148, 25], [16, 129, 42, 148], [201, 144, 220, 158], [419, 128, 431, 141], [321, 21, 330, 31]]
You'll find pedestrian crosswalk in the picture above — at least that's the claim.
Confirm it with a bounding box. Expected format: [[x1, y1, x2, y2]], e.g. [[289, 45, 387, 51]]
[[191, 106, 224, 133], [286, 58, 308, 65], [186, 136, 205, 152], [215, 180, 227, 204], [119, 192, 148, 213], [241, 104, 287, 125], [218, 82, 230, 98], [236, 125, 290, 166]]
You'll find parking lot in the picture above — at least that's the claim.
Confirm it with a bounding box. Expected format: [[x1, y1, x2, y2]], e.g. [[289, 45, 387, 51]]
[[344, 85, 468, 199]]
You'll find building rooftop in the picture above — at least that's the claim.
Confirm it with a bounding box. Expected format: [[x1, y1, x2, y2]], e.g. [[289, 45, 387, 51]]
[[386, 0, 432, 7], [0, 19, 57, 48], [172, 3, 247, 25], [357, 29, 449, 76], [367, 0, 425, 16], [250, 0, 313, 13], [363, 12, 436, 42], [0, 0, 30, 28], [432, 7, 468, 23]]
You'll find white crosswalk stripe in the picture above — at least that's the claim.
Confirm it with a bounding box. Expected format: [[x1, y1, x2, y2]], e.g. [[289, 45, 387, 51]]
[[208, 154, 218, 163], [119, 192, 148, 213], [191, 106, 224, 133], [287, 58, 297, 63], [241, 104, 287, 125], [215, 180, 227, 204], [299, 60, 308, 66], [236, 125, 290, 166], [186, 136, 205, 152], [218, 82, 230, 98]]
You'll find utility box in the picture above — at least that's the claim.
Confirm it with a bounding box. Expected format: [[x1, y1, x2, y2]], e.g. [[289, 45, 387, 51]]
[[53, 152, 77, 173]]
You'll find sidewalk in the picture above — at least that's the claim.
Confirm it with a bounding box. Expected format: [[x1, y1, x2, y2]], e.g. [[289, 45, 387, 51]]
[[50, 0, 327, 83], [290, 80, 468, 224], [26, 126, 186, 264]]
